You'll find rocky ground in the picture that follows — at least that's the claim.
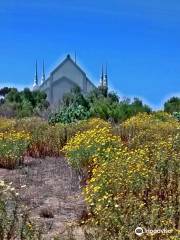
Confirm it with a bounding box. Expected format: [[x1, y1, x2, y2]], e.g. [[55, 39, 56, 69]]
[[0, 157, 88, 239]]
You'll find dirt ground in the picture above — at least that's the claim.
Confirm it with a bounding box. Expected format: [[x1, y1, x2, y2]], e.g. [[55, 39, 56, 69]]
[[0, 157, 86, 239]]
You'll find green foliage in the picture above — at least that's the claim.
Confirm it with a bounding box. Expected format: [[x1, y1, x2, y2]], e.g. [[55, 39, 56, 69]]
[[107, 91, 119, 102], [164, 97, 180, 113], [18, 100, 34, 118], [62, 86, 89, 108], [90, 97, 151, 123], [172, 112, 180, 121], [130, 97, 151, 114], [90, 98, 112, 120], [87, 88, 104, 103], [0, 128, 31, 169], [87, 88, 119, 103], [0, 87, 12, 97], [0, 102, 18, 118], [11, 117, 99, 158], [153, 111, 175, 122], [49, 86, 90, 124], [0, 87, 49, 118], [6, 88, 21, 103], [98, 86, 108, 97], [52, 85, 151, 124], [49, 104, 90, 124]]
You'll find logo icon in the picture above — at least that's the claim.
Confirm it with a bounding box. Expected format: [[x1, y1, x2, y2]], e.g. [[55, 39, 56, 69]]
[[135, 227, 144, 236]]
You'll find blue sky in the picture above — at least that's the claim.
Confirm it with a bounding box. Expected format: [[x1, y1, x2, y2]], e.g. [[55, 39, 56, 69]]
[[0, 0, 180, 109]]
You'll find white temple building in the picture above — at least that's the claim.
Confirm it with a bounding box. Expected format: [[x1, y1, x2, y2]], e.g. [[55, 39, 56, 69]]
[[33, 54, 108, 106]]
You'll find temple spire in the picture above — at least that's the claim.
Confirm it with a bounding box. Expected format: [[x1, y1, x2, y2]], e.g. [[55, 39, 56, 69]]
[[33, 60, 38, 89], [41, 60, 45, 84], [99, 64, 104, 87], [103, 63, 108, 89]]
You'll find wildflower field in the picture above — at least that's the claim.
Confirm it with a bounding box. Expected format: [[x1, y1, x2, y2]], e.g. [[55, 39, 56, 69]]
[[0, 118, 30, 168], [64, 113, 180, 239], [0, 113, 179, 239]]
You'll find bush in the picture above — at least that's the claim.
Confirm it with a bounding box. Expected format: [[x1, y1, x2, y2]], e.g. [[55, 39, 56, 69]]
[[17, 100, 34, 118], [49, 104, 90, 124], [0, 102, 18, 118], [0, 87, 49, 118], [164, 97, 180, 113], [172, 112, 180, 121], [63, 118, 120, 168], [9, 117, 105, 158], [90, 98, 151, 123], [0, 130, 31, 169]]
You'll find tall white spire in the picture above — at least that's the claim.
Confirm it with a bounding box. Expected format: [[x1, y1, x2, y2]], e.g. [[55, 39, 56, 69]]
[[33, 60, 38, 89], [41, 60, 45, 84], [99, 64, 104, 87], [103, 64, 108, 88]]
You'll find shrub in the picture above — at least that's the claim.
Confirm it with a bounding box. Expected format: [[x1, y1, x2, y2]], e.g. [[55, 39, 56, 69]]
[[63, 118, 121, 169], [48, 104, 90, 124], [0, 130, 31, 169], [0, 87, 49, 118], [0, 102, 18, 118], [12, 117, 105, 158], [17, 100, 33, 118], [119, 112, 179, 146], [27, 123, 66, 157], [172, 112, 180, 121], [164, 97, 180, 113], [90, 98, 151, 123], [12, 117, 64, 157]]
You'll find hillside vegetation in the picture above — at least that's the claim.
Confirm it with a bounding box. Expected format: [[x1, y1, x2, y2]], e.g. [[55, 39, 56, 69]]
[[0, 86, 180, 239], [0, 112, 179, 239]]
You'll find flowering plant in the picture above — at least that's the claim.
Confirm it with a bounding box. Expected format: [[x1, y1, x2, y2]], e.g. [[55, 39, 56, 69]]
[[64, 115, 180, 239]]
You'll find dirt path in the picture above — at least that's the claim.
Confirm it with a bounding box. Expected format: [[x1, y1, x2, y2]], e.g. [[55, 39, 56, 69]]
[[0, 157, 86, 239]]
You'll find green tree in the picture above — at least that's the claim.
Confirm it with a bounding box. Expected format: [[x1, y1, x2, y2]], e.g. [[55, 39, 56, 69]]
[[164, 97, 180, 113], [62, 86, 89, 108], [87, 88, 104, 103], [21, 88, 34, 104], [130, 97, 151, 114], [32, 90, 47, 107], [107, 91, 119, 103], [18, 100, 33, 118], [5, 88, 21, 103], [0, 87, 12, 97], [90, 97, 151, 123], [0, 87, 49, 118]]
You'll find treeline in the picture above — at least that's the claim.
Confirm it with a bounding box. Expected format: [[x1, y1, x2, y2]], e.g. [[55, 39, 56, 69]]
[[0, 86, 180, 122], [0, 87, 49, 118], [49, 86, 151, 124]]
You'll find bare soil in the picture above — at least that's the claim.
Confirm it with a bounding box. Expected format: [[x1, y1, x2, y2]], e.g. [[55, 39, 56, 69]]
[[0, 157, 86, 239]]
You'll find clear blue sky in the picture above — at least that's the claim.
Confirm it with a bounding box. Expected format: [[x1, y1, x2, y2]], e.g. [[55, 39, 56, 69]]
[[1, 0, 180, 109]]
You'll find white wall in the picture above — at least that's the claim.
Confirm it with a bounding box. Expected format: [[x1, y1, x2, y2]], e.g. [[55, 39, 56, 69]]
[[51, 77, 76, 105], [52, 59, 84, 90], [38, 58, 96, 106]]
